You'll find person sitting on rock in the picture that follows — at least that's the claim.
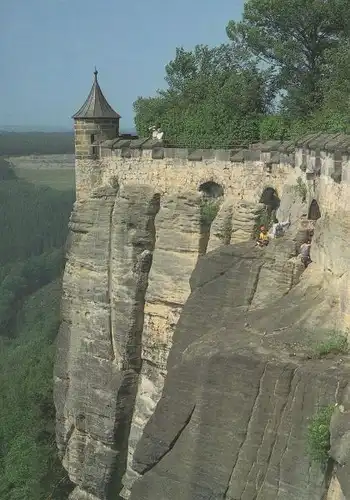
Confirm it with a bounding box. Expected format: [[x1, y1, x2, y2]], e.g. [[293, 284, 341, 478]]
[[256, 226, 269, 247], [300, 240, 312, 268]]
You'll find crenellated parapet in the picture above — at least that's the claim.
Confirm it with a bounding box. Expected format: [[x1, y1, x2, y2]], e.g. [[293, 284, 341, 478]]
[[74, 131, 350, 203], [294, 132, 350, 184], [98, 137, 296, 165]]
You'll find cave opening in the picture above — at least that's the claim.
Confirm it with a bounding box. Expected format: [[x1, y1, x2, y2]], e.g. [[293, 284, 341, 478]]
[[259, 187, 280, 211], [199, 181, 224, 199], [198, 181, 225, 255], [308, 199, 321, 221]]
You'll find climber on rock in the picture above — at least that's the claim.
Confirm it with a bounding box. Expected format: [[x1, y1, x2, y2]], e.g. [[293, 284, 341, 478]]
[[256, 226, 269, 247], [300, 240, 312, 268]]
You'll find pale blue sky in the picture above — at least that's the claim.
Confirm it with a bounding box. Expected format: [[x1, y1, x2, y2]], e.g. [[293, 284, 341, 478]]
[[1, 0, 245, 130]]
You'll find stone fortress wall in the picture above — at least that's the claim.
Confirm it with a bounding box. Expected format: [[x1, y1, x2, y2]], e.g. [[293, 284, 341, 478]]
[[75, 132, 350, 204]]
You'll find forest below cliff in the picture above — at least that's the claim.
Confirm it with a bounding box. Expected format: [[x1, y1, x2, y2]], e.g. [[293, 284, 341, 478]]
[[0, 158, 75, 499], [134, 0, 350, 147]]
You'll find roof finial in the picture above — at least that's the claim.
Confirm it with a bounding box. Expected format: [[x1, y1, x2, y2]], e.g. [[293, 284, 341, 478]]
[[94, 67, 98, 80]]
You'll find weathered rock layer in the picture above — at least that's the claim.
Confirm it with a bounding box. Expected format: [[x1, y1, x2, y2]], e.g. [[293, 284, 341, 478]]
[[54, 184, 161, 499], [129, 243, 350, 500]]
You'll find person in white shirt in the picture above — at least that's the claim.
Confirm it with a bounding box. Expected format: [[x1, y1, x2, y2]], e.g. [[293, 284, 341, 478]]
[[269, 215, 291, 239]]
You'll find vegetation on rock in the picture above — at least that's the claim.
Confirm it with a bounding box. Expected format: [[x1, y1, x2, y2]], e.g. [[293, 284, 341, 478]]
[[307, 405, 335, 466], [293, 177, 308, 203], [312, 335, 348, 359], [199, 198, 220, 226]]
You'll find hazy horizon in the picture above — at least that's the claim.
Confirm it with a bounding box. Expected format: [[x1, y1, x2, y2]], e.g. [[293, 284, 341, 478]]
[[0, 125, 137, 133], [2, 0, 244, 130]]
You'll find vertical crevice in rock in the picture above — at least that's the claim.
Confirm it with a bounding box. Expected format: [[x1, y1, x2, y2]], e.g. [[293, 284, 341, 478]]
[[198, 196, 221, 256], [198, 226, 211, 257], [121, 192, 204, 498], [107, 201, 118, 363], [107, 186, 161, 498]]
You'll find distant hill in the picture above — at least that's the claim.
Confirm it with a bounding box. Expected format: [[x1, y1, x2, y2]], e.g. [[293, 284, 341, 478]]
[[0, 125, 73, 133], [0, 125, 136, 134], [0, 131, 74, 156], [0, 128, 137, 156]]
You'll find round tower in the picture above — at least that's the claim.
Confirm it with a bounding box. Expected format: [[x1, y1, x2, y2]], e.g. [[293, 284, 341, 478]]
[[72, 69, 121, 159]]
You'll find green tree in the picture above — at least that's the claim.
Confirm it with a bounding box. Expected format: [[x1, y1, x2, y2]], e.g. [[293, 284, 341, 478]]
[[259, 115, 290, 140], [226, 0, 350, 118], [134, 44, 270, 146]]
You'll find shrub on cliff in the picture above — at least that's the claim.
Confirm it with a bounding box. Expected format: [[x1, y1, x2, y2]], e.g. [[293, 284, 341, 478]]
[[312, 335, 348, 359], [200, 198, 220, 226], [307, 405, 335, 467], [259, 115, 290, 141]]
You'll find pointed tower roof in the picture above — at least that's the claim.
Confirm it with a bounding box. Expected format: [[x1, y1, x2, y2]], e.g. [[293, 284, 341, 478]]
[[72, 69, 121, 119]]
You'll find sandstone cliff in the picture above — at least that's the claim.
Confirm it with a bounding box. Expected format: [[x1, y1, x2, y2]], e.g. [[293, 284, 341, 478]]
[[55, 136, 350, 500], [129, 240, 349, 500]]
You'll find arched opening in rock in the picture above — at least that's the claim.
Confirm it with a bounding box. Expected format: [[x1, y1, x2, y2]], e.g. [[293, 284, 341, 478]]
[[198, 181, 225, 255], [308, 199, 321, 221], [199, 181, 224, 199], [259, 187, 280, 211]]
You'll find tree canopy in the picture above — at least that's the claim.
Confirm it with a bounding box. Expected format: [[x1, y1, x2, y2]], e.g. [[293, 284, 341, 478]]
[[134, 0, 350, 145], [134, 44, 270, 146], [226, 0, 350, 117]]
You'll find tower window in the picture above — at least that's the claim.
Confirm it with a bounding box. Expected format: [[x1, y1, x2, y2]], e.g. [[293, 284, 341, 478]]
[[90, 134, 95, 144]]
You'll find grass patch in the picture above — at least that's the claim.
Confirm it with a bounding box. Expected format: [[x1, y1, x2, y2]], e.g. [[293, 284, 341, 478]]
[[293, 176, 307, 202], [200, 198, 220, 226], [307, 405, 335, 466], [14, 167, 75, 191], [312, 334, 348, 358]]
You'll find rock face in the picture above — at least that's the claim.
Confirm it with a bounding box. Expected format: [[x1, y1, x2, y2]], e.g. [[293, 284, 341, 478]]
[[55, 185, 223, 499], [129, 242, 350, 500], [55, 146, 350, 500], [54, 184, 161, 499]]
